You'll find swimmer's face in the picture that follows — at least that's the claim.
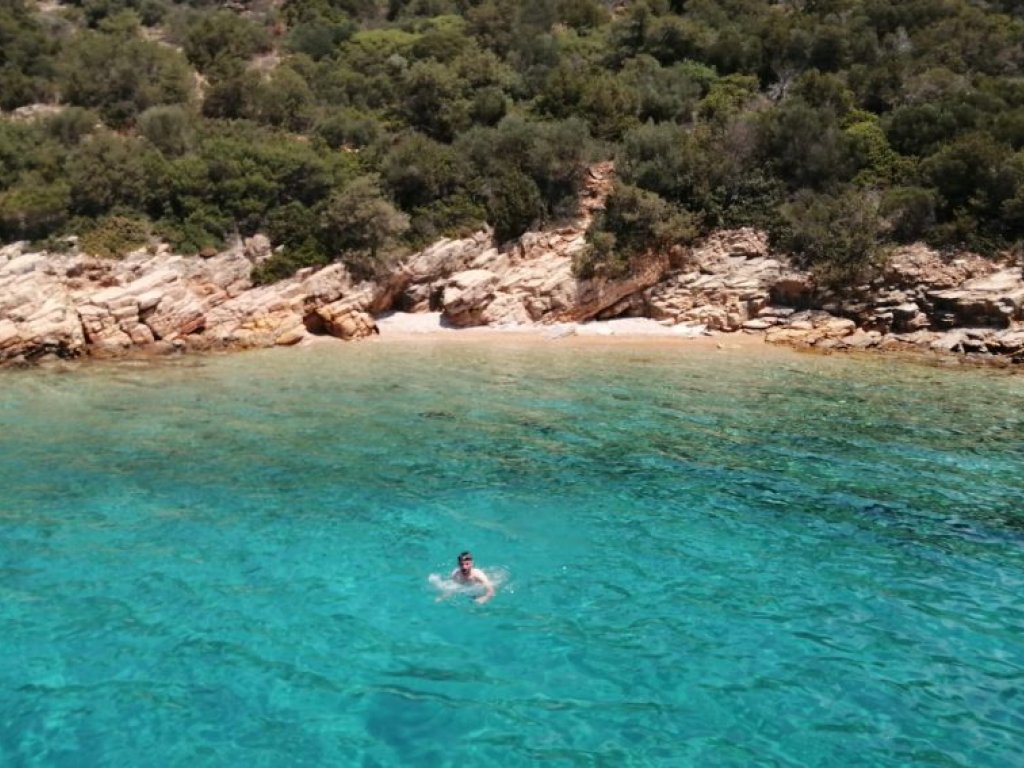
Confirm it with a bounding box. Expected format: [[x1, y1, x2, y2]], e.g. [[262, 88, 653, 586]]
[[458, 556, 472, 574]]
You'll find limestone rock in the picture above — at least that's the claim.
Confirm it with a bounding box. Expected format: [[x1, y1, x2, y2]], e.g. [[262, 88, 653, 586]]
[[441, 269, 499, 326], [317, 303, 378, 340]]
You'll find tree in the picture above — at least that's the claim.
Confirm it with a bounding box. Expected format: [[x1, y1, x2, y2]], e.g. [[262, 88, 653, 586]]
[[397, 60, 470, 141], [0, 180, 70, 241], [320, 175, 410, 278], [578, 182, 698, 279], [254, 67, 316, 132], [182, 10, 271, 74], [381, 133, 471, 210], [138, 105, 194, 156], [0, 1, 58, 110], [757, 97, 856, 191], [59, 18, 192, 127], [65, 133, 152, 217], [485, 166, 543, 243], [774, 187, 882, 288]]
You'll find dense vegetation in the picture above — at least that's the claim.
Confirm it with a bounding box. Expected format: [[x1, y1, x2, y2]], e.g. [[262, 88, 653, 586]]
[[1, 0, 1023, 287]]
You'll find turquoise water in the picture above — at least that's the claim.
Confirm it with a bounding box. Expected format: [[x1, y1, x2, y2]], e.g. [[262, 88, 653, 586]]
[[2, 340, 1024, 767]]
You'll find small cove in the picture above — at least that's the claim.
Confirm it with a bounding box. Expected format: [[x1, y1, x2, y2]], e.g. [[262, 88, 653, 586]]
[[3, 341, 1023, 766]]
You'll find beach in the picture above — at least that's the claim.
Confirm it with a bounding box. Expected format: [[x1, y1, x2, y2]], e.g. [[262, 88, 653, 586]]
[[357, 311, 778, 353]]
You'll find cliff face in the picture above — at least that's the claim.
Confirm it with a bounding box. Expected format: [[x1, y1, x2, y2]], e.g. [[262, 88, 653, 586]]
[[1, 162, 1023, 367]]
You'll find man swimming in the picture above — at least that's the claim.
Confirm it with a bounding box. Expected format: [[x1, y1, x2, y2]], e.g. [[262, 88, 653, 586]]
[[449, 551, 495, 604]]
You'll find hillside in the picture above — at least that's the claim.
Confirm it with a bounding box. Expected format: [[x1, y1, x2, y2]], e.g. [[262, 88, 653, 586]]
[[2, 0, 1024, 290]]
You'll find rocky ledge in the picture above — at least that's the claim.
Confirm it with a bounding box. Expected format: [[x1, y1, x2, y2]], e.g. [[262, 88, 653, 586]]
[[1, 165, 1023, 367]]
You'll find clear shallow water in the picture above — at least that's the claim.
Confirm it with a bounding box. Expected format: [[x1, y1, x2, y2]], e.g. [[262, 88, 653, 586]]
[[2, 341, 1024, 767]]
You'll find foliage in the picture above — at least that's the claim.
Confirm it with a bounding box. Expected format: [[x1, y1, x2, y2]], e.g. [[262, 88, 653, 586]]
[[319, 175, 410, 279], [138, 105, 194, 156], [182, 10, 271, 74], [3, 0, 1024, 283], [66, 133, 154, 217], [79, 214, 152, 259], [578, 182, 698, 279], [0, 180, 70, 241], [0, 1, 58, 109], [774, 188, 883, 289], [58, 17, 192, 127]]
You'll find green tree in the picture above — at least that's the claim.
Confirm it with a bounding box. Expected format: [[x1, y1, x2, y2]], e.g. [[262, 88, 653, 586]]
[[397, 60, 470, 141], [0, 1, 58, 110], [138, 105, 194, 156], [43, 108, 100, 147], [59, 18, 192, 127], [0, 180, 70, 241], [254, 67, 316, 132], [182, 10, 271, 74], [380, 133, 471, 211], [578, 182, 698, 279], [320, 175, 410, 278], [65, 133, 152, 217], [484, 166, 544, 243], [879, 186, 937, 243], [774, 187, 883, 288]]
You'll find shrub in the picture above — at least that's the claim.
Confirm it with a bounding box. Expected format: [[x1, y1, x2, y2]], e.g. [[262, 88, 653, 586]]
[[251, 242, 329, 285], [880, 186, 938, 243], [485, 167, 544, 243], [774, 187, 883, 289], [58, 20, 192, 127], [0, 181, 70, 241], [182, 10, 271, 73], [577, 183, 698, 279], [79, 214, 151, 258], [138, 105, 194, 156], [43, 108, 100, 147], [314, 108, 380, 149], [319, 175, 410, 279]]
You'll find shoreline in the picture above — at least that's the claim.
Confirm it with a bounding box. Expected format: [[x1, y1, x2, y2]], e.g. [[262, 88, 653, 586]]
[[353, 313, 1022, 369], [4, 312, 1020, 374], [326, 312, 776, 352]]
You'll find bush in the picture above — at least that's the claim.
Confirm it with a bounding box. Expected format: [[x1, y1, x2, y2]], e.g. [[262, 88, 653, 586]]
[[485, 167, 544, 243], [880, 186, 937, 243], [380, 132, 471, 210], [182, 10, 271, 73], [319, 175, 410, 279], [66, 133, 152, 217], [406, 193, 487, 246], [79, 214, 151, 258], [577, 183, 698, 279], [314, 108, 380, 149], [774, 187, 883, 289], [251, 243, 329, 285], [43, 108, 100, 147], [59, 20, 192, 127], [0, 180, 70, 241], [138, 105, 194, 156]]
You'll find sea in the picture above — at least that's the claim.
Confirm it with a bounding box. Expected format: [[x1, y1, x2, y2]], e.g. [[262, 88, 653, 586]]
[[2, 339, 1023, 767]]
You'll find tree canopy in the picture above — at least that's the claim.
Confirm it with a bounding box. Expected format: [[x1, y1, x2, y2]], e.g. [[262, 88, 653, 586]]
[[1, 0, 1023, 286]]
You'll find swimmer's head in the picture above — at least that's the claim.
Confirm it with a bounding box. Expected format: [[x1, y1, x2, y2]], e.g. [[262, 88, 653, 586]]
[[457, 551, 473, 574]]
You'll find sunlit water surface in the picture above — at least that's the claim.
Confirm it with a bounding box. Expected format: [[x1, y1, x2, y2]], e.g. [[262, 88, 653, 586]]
[[2, 341, 1024, 767]]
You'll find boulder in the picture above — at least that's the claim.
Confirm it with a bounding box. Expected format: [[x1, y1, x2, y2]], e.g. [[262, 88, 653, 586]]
[[318, 304, 378, 340]]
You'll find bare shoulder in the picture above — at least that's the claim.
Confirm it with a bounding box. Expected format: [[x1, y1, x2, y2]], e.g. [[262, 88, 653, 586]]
[[471, 567, 492, 583]]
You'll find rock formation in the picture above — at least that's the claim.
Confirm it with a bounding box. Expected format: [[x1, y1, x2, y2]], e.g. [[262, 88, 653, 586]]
[[2, 158, 1024, 367]]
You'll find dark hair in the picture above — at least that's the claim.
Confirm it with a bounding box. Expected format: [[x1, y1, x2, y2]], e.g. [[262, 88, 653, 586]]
[[458, 551, 472, 563]]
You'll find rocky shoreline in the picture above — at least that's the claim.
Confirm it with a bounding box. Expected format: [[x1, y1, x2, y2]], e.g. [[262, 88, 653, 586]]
[[2, 165, 1023, 369]]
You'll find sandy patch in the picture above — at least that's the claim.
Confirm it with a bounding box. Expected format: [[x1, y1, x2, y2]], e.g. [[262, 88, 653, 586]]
[[354, 312, 772, 352]]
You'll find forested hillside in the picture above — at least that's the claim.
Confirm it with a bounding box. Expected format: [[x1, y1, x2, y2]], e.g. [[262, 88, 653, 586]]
[[2, 0, 1023, 287]]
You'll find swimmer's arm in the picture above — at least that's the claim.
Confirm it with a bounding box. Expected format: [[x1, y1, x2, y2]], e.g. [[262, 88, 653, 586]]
[[474, 569, 495, 604], [434, 570, 460, 602]]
